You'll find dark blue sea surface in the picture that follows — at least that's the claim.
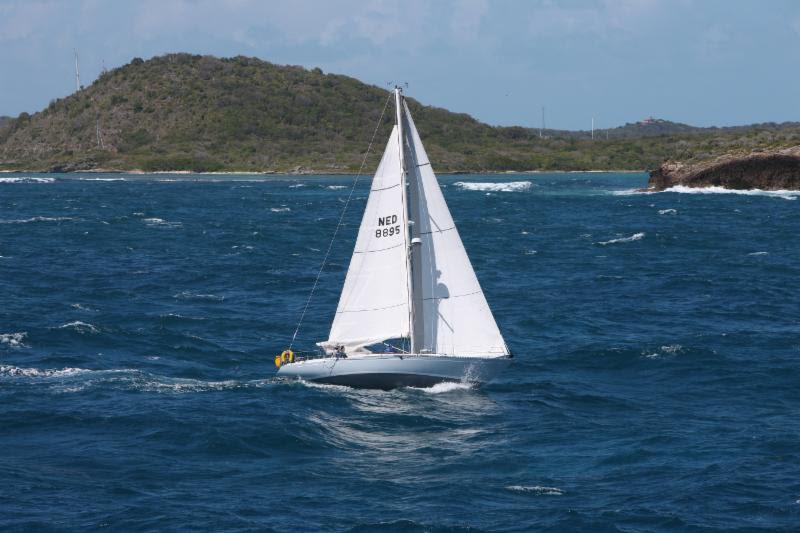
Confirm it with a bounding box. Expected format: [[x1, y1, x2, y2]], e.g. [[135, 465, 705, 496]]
[[1, 172, 799, 531]]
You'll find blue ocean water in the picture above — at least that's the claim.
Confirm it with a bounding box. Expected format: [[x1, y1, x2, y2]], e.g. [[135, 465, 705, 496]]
[[1, 172, 799, 531]]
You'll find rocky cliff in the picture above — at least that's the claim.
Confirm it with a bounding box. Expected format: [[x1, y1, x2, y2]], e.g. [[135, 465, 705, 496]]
[[647, 147, 800, 191]]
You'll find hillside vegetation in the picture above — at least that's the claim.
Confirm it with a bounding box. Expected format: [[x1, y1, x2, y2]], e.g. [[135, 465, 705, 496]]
[[2, 53, 800, 173]]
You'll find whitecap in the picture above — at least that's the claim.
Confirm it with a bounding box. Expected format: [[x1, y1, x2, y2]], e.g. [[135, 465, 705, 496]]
[[326, 185, 348, 190], [173, 291, 225, 301], [145, 216, 173, 226], [0, 365, 93, 378], [658, 208, 677, 215], [270, 207, 291, 212], [0, 332, 27, 348], [611, 188, 653, 196], [664, 185, 800, 201], [505, 485, 564, 496], [644, 344, 683, 359], [288, 183, 306, 188], [143, 217, 181, 227], [0, 216, 72, 224], [454, 181, 532, 192], [597, 232, 645, 245], [58, 321, 99, 334], [0, 176, 55, 184], [747, 251, 769, 256], [524, 250, 538, 255]]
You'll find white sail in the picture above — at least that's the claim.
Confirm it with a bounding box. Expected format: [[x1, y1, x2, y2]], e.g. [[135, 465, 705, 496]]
[[403, 103, 509, 357], [320, 125, 411, 353]]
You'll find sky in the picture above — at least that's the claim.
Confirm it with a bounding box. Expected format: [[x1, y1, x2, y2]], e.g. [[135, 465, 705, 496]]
[[1, 0, 800, 130]]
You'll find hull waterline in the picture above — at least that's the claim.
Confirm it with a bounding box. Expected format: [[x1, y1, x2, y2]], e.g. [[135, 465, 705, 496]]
[[276, 355, 510, 390]]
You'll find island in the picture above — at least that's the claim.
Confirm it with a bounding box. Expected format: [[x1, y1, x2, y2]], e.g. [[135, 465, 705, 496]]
[[647, 147, 800, 191]]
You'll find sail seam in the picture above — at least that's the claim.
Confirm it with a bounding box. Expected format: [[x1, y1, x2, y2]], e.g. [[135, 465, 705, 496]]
[[337, 302, 407, 313], [370, 183, 400, 192], [353, 242, 404, 253], [422, 289, 482, 302], [419, 226, 456, 236], [415, 162, 431, 167]]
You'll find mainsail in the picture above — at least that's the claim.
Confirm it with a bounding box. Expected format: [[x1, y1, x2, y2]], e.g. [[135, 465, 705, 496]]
[[321, 125, 411, 353], [321, 90, 508, 358]]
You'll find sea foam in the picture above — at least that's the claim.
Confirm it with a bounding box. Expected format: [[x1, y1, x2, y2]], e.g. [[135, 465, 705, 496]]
[[597, 232, 645, 245], [454, 181, 532, 192], [0, 216, 72, 224], [664, 185, 800, 200], [506, 485, 565, 496], [58, 321, 100, 334], [0, 176, 55, 183], [0, 332, 28, 348], [415, 381, 474, 394], [143, 217, 182, 227]]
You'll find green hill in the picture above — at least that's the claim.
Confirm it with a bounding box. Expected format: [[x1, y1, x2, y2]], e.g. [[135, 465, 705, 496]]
[[2, 53, 800, 173]]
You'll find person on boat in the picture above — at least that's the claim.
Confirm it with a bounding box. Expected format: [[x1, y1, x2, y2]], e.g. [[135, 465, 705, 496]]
[[334, 344, 347, 359]]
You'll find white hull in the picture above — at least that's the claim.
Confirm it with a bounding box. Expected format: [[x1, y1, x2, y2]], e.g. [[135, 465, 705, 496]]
[[276, 355, 510, 390]]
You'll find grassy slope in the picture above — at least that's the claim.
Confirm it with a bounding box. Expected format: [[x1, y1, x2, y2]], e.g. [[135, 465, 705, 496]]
[[2, 53, 800, 173]]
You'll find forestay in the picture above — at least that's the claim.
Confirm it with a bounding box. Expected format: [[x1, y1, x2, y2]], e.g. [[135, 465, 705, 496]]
[[403, 103, 509, 357], [320, 125, 411, 353]]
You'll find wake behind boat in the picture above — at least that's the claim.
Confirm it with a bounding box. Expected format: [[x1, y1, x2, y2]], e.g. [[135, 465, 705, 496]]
[[276, 88, 511, 389]]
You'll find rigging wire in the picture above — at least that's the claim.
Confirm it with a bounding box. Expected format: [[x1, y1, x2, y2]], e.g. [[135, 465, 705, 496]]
[[288, 93, 393, 350]]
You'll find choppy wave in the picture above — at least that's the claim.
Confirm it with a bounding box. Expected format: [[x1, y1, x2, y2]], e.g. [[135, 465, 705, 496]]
[[506, 485, 565, 496], [611, 188, 653, 196], [0, 176, 55, 184], [0, 365, 264, 393], [643, 344, 684, 359], [0, 365, 94, 378], [597, 232, 645, 245], [454, 181, 532, 192], [0, 332, 27, 348], [58, 321, 100, 334], [664, 185, 800, 200], [0, 216, 72, 224], [143, 217, 182, 227], [173, 291, 225, 301]]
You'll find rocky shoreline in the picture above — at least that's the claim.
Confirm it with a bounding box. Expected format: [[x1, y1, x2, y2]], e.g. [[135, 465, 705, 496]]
[[646, 146, 800, 191]]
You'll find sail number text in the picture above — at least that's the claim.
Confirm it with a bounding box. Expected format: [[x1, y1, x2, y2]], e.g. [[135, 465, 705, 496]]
[[376, 214, 400, 238]]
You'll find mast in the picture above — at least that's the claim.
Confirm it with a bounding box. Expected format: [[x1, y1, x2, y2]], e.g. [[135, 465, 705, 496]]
[[396, 88, 426, 353], [396, 88, 413, 351]]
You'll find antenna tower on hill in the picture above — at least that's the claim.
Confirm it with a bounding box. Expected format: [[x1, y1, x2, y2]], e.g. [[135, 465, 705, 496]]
[[74, 49, 82, 91]]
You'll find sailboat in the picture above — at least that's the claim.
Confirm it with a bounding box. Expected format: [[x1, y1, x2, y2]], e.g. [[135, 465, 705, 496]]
[[277, 88, 511, 389]]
